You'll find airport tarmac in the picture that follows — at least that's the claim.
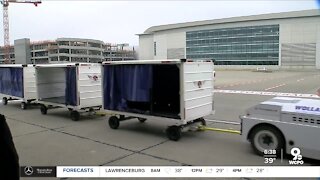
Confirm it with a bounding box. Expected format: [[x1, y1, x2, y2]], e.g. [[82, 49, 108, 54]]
[[1, 70, 319, 179]]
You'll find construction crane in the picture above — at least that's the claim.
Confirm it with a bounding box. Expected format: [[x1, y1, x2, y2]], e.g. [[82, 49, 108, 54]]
[[1, 0, 41, 64]]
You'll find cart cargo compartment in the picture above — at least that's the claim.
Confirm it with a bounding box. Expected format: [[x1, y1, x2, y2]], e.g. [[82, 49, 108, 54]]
[[102, 60, 214, 121], [36, 63, 102, 109], [0, 67, 24, 97]]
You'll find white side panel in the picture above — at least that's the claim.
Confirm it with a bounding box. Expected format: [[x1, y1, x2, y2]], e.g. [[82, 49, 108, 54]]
[[167, 32, 186, 49], [78, 64, 102, 108], [316, 24, 320, 69], [139, 34, 154, 60], [317, 43, 320, 69], [23, 66, 37, 100], [36, 67, 66, 99], [280, 114, 320, 160], [154, 34, 167, 59], [182, 62, 214, 121], [166, 32, 186, 59]]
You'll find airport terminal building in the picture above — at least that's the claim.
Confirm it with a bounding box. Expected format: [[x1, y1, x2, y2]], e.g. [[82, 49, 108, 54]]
[[138, 10, 320, 69]]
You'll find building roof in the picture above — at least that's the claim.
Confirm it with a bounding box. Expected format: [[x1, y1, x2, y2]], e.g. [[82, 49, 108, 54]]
[[57, 37, 104, 44], [142, 9, 320, 34]]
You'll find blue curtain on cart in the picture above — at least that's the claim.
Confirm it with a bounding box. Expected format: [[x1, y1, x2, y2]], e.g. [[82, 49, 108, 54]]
[[0, 67, 23, 98], [65, 67, 77, 106], [103, 65, 153, 111]]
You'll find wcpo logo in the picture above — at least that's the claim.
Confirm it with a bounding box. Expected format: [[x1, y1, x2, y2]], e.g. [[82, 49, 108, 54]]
[[289, 147, 304, 165]]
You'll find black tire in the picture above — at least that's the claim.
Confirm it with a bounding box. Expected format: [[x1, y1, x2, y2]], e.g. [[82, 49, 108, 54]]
[[40, 105, 47, 115], [166, 125, 182, 141], [109, 116, 120, 129], [138, 118, 147, 123], [195, 118, 206, 126], [70, 111, 80, 121], [195, 118, 206, 132], [21, 102, 27, 110], [249, 125, 284, 156], [2, 97, 8, 105], [200, 118, 206, 126]]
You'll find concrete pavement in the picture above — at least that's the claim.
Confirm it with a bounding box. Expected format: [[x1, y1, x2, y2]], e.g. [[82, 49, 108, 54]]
[[1, 70, 319, 180]]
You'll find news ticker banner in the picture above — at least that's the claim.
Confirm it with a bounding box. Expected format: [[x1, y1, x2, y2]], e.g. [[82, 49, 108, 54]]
[[20, 166, 320, 178]]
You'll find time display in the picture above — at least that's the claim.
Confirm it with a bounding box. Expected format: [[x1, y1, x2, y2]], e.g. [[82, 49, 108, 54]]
[[264, 149, 276, 155]]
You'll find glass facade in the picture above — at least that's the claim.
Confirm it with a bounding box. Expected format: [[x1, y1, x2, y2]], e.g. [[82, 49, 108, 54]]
[[186, 25, 279, 65]]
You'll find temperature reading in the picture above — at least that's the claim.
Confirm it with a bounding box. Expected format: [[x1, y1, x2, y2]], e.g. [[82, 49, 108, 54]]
[[264, 157, 276, 164], [216, 168, 224, 173], [263, 149, 277, 164], [256, 168, 264, 173]]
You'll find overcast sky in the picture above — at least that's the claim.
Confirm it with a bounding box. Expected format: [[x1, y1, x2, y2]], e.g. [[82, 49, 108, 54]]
[[0, 0, 319, 46]]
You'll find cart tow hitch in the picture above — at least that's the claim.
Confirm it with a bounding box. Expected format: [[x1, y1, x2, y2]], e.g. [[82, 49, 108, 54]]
[[197, 125, 241, 135], [95, 111, 108, 116]]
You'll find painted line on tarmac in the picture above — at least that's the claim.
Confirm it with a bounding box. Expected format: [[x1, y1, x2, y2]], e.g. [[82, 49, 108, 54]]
[[264, 83, 286, 91], [214, 89, 320, 98], [297, 78, 304, 82], [216, 77, 276, 89]]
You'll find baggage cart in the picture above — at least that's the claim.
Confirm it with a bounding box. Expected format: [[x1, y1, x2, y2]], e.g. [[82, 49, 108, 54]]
[[101, 59, 214, 140], [0, 64, 36, 109], [35, 63, 102, 121]]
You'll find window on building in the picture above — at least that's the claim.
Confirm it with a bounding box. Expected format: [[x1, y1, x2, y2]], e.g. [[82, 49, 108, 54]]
[[186, 24, 280, 65], [154, 42, 157, 56]]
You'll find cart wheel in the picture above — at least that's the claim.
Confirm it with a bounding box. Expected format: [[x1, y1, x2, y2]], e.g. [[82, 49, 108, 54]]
[[71, 111, 80, 121], [2, 97, 8, 105], [40, 105, 47, 115], [250, 125, 284, 156], [21, 102, 27, 110], [138, 118, 147, 123], [109, 116, 120, 129], [166, 125, 182, 141]]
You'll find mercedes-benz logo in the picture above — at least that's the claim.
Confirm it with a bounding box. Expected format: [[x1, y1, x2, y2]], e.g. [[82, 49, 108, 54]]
[[24, 166, 33, 176]]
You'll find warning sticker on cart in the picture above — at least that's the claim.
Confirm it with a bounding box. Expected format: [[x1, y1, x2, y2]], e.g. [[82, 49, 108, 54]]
[[88, 75, 101, 83]]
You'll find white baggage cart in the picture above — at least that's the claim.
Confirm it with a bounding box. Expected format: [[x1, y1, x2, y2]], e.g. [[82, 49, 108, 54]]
[[35, 63, 102, 121], [101, 59, 214, 140], [0, 64, 37, 109]]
